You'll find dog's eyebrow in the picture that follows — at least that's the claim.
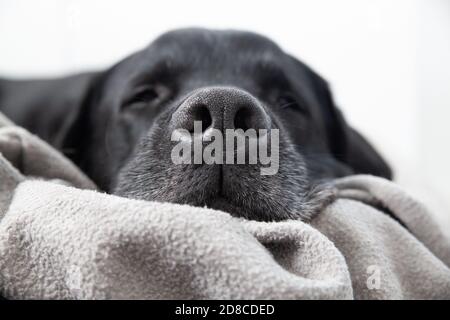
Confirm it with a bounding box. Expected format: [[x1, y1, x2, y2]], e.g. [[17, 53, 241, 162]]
[[254, 60, 290, 86], [131, 58, 182, 85], [255, 58, 282, 71]]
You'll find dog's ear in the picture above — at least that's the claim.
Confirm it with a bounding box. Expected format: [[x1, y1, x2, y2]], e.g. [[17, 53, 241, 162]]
[[324, 99, 393, 179], [289, 56, 392, 179], [0, 72, 101, 156]]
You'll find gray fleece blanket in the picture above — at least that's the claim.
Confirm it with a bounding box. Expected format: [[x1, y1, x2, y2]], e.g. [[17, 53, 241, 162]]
[[0, 112, 449, 299]]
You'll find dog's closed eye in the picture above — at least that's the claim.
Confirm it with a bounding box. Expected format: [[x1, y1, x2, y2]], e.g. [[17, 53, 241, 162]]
[[122, 85, 171, 112], [277, 92, 308, 115]]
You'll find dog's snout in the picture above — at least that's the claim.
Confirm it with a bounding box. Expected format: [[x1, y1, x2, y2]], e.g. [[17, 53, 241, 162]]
[[170, 87, 270, 133]]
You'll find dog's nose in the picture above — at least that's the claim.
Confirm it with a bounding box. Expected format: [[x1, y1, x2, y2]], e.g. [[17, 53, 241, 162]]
[[170, 87, 271, 133]]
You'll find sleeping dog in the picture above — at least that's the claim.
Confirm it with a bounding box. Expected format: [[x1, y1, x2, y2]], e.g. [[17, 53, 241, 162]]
[[0, 28, 391, 221]]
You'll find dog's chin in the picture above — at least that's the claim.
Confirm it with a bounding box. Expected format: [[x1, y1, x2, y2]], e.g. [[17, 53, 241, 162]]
[[202, 196, 279, 221], [114, 137, 336, 221], [115, 175, 335, 222], [203, 186, 334, 222], [179, 194, 258, 221]]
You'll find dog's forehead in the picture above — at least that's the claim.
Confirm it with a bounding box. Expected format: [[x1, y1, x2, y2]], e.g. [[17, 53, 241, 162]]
[[146, 28, 283, 64], [152, 28, 280, 50]]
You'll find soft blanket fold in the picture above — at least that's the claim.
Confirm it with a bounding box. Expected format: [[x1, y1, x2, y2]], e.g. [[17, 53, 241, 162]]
[[0, 112, 449, 299]]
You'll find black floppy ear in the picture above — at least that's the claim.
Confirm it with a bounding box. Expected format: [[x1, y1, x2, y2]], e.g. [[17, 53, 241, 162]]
[[290, 56, 393, 179], [327, 104, 393, 179], [0, 72, 101, 151]]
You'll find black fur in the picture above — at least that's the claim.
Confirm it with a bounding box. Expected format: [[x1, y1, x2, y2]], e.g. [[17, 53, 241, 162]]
[[0, 28, 392, 221]]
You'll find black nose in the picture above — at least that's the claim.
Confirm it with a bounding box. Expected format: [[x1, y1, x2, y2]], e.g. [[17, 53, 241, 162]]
[[170, 87, 271, 133]]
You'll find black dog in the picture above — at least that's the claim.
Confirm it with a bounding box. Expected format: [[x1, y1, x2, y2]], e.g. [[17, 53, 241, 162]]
[[0, 28, 391, 221]]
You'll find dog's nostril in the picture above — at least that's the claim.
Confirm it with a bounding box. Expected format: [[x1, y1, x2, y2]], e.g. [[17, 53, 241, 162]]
[[172, 88, 270, 134], [234, 108, 252, 131], [191, 105, 212, 132]]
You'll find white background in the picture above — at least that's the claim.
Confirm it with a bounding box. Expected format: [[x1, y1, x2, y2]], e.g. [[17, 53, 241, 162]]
[[0, 0, 449, 224]]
